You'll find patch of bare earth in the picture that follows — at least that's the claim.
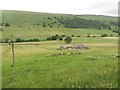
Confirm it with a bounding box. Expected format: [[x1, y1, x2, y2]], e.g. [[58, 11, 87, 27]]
[[102, 37, 118, 40], [86, 43, 117, 47]]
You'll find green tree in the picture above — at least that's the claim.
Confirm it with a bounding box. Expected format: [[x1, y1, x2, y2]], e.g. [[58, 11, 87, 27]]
[[43, 22, 46, 27], [64, 36, 72, 44], [101, 33, 108, 37], [87, 33, 90, 37], [5, 23, 10, 26]]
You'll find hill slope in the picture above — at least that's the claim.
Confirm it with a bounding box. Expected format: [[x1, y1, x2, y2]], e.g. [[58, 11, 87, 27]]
[[0, 10, 118, 41], [1, 10, 118, 30]]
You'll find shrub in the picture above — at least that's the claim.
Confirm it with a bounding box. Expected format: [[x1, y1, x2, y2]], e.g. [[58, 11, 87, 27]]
[[77, 35, 81, 37], [108, 26, 112, 30], [28, 38, 39, 42], [16, 38, 39, 42], [47, 37, 50, 41], [64, 36, 72, 44], [16, 38, 22, 42], [43, 22, 46, 27], [50, 25, 52, 28], [55, 34, 59, 37], [48, 17, 52, 20], [61, 35, 66, 37], [5, 23, 10, 27], [101, 33, 108, 37], [58, 36, 63, 41], [87, 33, 90, 37], [16, 38, 26, 42], [32, 38, 39, 42], [71, 35, 75, 37], [54, 17, 57, 19], [110, 34, 113, 37], [47, 35, 63, 41]]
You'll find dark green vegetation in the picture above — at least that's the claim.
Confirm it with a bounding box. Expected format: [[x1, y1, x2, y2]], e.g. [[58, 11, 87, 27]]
[[64, 36, 72, 44], [1, 10, 118, 88]]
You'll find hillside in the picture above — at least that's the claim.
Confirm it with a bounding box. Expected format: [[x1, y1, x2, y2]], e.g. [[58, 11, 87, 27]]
[[0, 10, 119, 42], [1, 10, 118, 30]]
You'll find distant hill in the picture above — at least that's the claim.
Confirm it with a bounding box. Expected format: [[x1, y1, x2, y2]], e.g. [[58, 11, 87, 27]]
[[1, 10, 118, 30]]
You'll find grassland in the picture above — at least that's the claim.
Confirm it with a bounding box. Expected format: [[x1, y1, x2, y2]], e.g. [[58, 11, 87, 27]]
[[2, 37, 118, 88], [1, 10, 119, 88], [2, 26, 118, 40]]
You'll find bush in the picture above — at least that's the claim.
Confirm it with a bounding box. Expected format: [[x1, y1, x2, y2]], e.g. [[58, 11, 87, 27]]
[[16, 38, 26, 42], [77, 35, 81, 37], [101, 33, 108, 37], [51, 36, 57, 40], [55, 34, 59, 37], [110, 34, 113, 37], [64, 36, 72, 44], [87, 33, 90, 37], [50, 25, 52, 28], [16, 38, 22, 42], [71, 35, 75, 37], [5, 23, 10, 27], [47, 37, 51, 41], [108, 26, 112, 30], [58, 36, 63, 41], [48, 17, 52, 20], [47, 35, 63, 41], [43, 22, 46, 27], [32, 38, 39, 42], [28, 38, 39, 42], [61, 35, 66, 37], [16, 38, 39, 42]]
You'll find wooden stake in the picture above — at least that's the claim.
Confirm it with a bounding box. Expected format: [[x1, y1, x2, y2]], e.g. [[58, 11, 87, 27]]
[[11, 34, 15, 65]]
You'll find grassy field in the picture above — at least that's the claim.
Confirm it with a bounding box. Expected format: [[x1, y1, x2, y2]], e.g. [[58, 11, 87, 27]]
[[2, 26, 118, 40], [1, 10, 119, 88], [2, 37, 118, 88]]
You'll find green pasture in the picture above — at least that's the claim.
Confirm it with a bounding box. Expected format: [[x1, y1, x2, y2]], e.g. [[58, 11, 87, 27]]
[[2, 27, 118, 40], [2, 37, 118, 88]]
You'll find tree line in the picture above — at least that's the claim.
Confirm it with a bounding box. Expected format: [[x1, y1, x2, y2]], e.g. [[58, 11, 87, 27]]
[[57, 17, 117, 30]]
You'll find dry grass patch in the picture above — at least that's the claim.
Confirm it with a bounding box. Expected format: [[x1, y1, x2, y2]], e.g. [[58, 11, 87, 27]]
[[102, 37, 118, 40], [87, 43, 117, 47]]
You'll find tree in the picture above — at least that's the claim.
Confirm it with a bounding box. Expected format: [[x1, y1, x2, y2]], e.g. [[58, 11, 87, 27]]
[[43, 22, 46, 27], [71, 35, 75, 37], [5, 23, 10, 26], [61, 35, 66, 37], [55, 34, 58, 37], [16, 38, 22, 42], [64, 36, 72, 44], [50, 25, 52, 28], [101, 33, 108, 37], [87, 33, 90, 37]]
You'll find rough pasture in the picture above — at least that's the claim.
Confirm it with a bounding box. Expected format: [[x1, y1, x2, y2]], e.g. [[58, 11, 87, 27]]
[[2, 37, 118, 88]]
